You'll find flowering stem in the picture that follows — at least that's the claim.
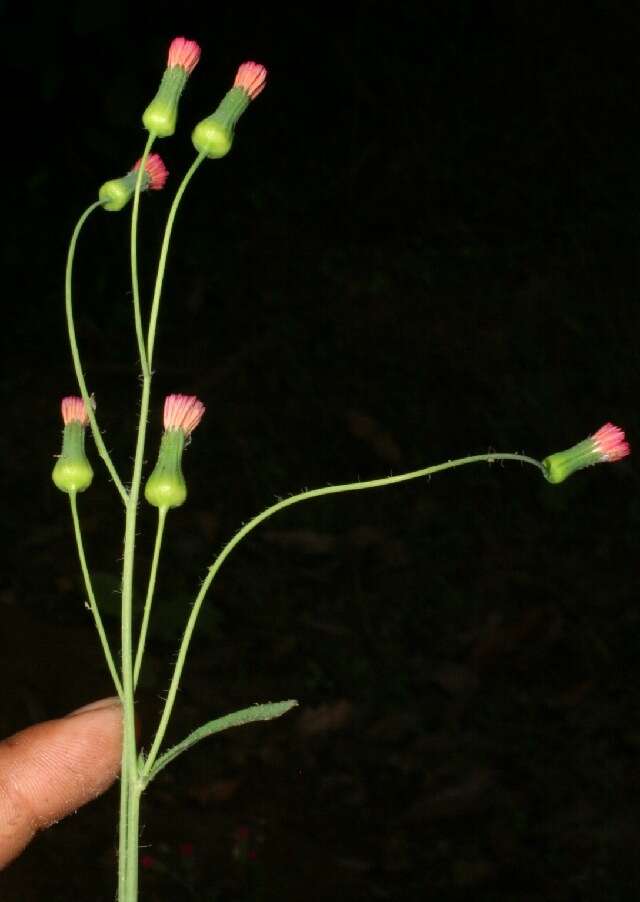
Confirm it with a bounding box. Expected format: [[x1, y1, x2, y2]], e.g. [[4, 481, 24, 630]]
[[117, 141, 166, 902], [146, 153, 205, 368], [117, 364, 150, 902], [141, 451, 544, 778], [68, 493, 123, 698], [117, 743, 129, 901], [65, 204, 129, 505], [134, 506, 168, 688], [118, 151, 205, 902], [130, 133, 155, 379]]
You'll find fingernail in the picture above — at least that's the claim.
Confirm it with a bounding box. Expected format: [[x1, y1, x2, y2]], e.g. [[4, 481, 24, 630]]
[[65, 696, 121, 718]]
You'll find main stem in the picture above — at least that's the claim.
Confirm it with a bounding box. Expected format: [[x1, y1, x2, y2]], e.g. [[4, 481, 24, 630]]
[[119, 375, 150, 901], [118, 134, 160, 902], [118, 148, 203, 902]]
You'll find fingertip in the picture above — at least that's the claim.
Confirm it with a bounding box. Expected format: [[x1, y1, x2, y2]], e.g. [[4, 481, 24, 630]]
[[0, 700, 123, 869]]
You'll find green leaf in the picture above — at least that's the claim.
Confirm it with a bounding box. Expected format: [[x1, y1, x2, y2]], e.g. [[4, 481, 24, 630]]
[[145, 700, 298, 784]]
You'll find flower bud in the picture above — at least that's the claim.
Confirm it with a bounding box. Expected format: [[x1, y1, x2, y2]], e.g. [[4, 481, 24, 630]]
[[99, 154, 168, 211], [192, 61, 266, 159], [542, 422, 630, 484], [143, 37, 201, 138], [52, 396, 94, 494], [145, 394, 205, 509]]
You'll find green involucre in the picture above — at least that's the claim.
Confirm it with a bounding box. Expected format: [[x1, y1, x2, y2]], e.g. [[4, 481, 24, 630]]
[[99, 171, 141, 212], [143, 67, 189, 137], [52, 421, 94, 493], [191, 86, 251, 159], [542, 437, 597, 484], [144, 428, 187, 508]]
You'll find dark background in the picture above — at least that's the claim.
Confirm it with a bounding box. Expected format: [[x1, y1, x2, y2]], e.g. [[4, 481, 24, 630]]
[[1, 1, 639, 899]]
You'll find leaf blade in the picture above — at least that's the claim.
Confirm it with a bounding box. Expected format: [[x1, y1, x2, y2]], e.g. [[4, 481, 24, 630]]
[[145, 699, 298, 784]]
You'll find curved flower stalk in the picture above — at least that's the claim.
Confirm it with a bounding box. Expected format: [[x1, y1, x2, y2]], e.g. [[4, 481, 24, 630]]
[[52, 396, 122, 697]]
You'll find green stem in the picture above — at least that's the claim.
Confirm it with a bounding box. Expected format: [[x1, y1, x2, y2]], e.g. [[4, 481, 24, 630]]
[[134, 506, 168, 688], [130, 134, 155, 379], [141, 451, 544, 778], [117, 744, 129, 902], [68, 493, 123, 699], [118, 136, 166, 902], [146, 153, 205, 369], [117, 318, 148, 902], [118, 142, 204, 902], [125, 781, 142, 900], [65, 203, 129, 505]]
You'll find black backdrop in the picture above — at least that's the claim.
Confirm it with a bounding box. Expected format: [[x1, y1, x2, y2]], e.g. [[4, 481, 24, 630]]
[[1, 2, 639, 900]]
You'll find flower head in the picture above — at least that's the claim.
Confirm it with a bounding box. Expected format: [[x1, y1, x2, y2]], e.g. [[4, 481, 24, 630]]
[[61, 395, 91, 426], [164, 393, 206, 436], [52, 396, 94, 494], [234, 61, 267, 99], [192, 60, 267, 159], [542, 422, 630, 484], [591, 422, 630, 462], [167, 37, 201, 74], [133, 153, 169, 191], [143, 36, 202, 138], [99, 154, 169, 211], [145, 394, 205, 509]]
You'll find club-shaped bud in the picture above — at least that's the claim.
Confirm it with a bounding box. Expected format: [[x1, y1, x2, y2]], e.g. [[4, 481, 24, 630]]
[[192, 61, 266, 159], [52, 396, 94, 494], [99, 154, 169, 211], [145, 394, 205, 509], [542, 422, 630, 484], [143, 37, 201, 138]]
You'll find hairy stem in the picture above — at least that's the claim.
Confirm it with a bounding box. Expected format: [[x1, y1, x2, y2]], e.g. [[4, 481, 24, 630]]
[[146, 153, 205, 369], [68, 493, 123, 698], [65, 203, 129, 505], [130, 134, 155, 379], [142, 451, 544, 777], [134, 506, 167, 688]]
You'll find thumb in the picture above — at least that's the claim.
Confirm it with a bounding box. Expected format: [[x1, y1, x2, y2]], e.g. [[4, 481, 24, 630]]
[[0, 697, 122, 869]]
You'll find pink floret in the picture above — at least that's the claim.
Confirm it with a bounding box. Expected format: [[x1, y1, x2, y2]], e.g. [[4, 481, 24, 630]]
[[167, 36, 201, 74], [164, 394, 205, 436], [592, 422, 630, 462], [134, 153, 169, 190], [61, 396, 90, 426], [234, 61, 267, 99]]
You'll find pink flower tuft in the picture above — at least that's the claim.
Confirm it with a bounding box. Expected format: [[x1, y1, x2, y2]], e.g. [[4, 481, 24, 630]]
[[234, 61, 267, 100], [133, 153, 169, 190], [592, 422, 630, 462], [167, 37, 201, 74], [61, 396, 91, 426], [141, 854, 156, 870], [164, 394, 205, 436]]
